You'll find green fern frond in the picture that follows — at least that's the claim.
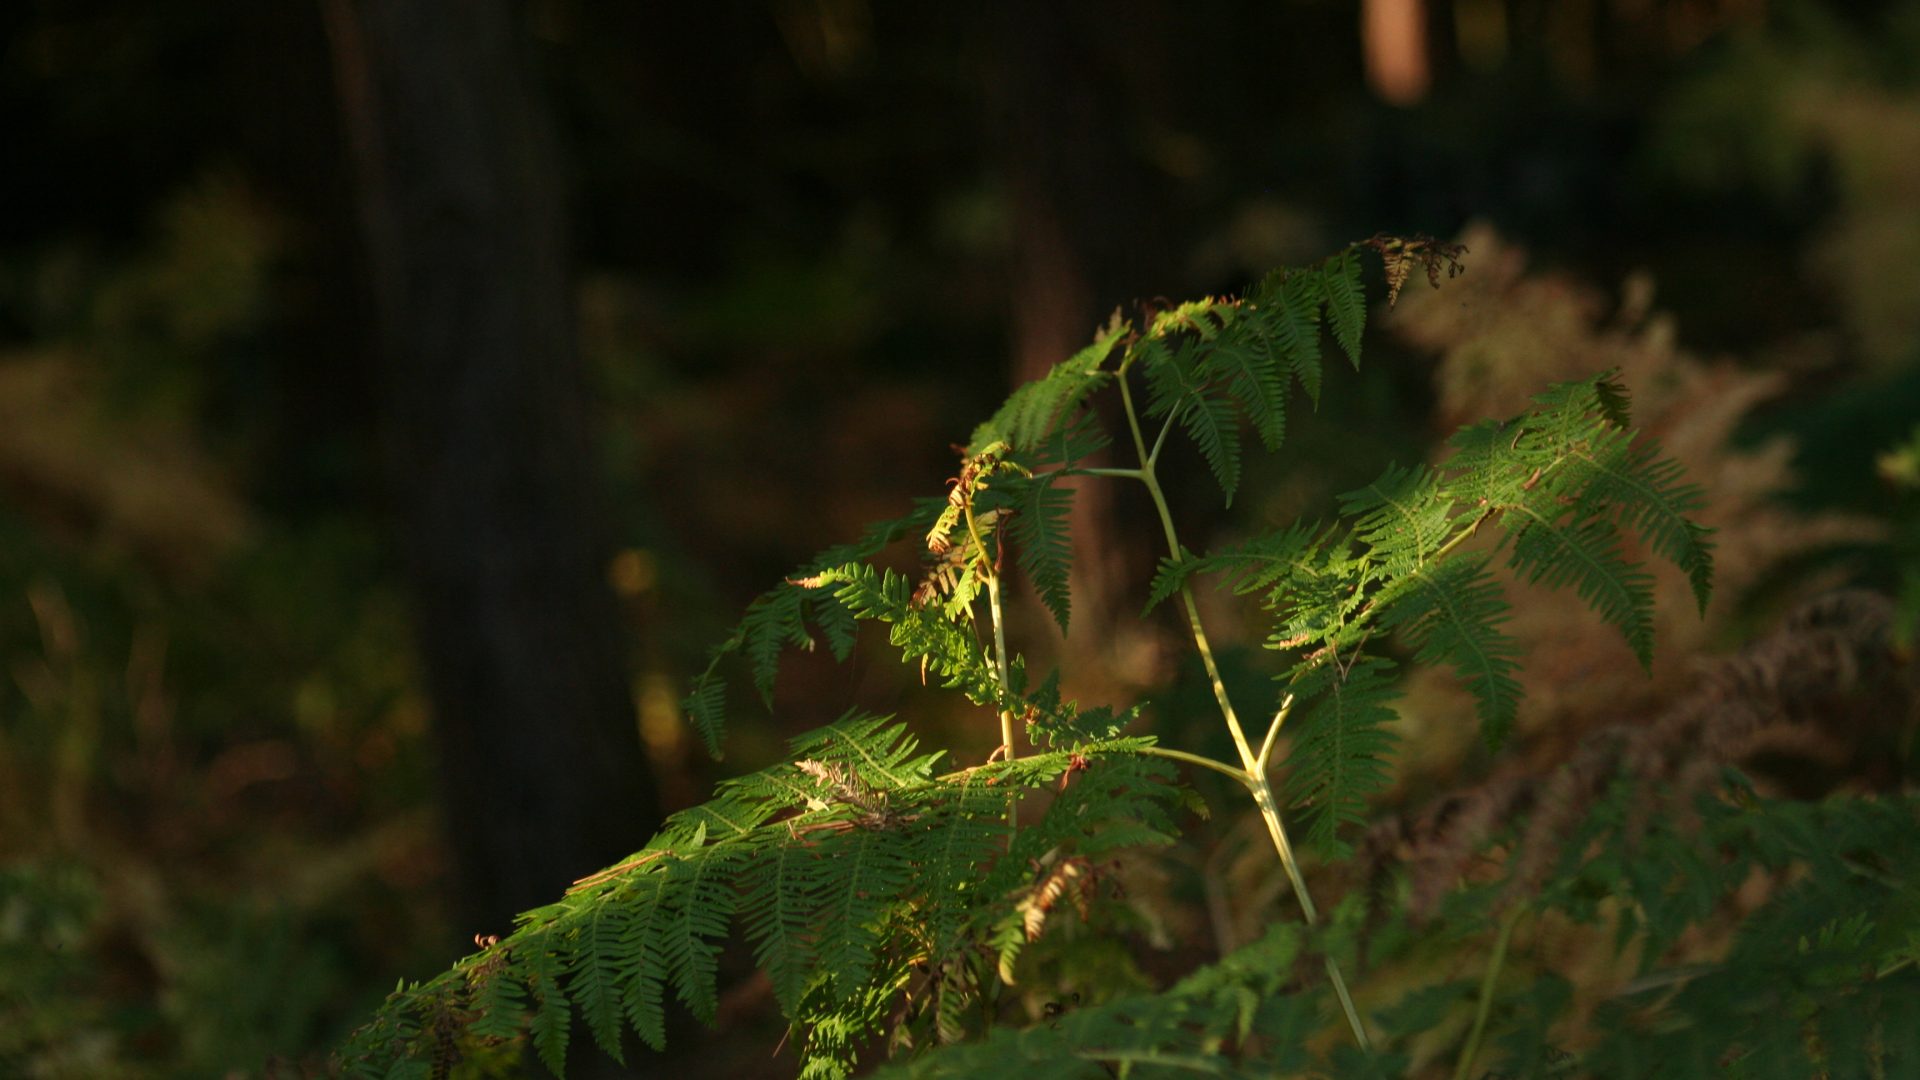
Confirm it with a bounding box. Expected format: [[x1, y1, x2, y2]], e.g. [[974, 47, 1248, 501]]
[[1374, 554, 1522, 747], [809, 564, 1005, 707], [1281, 655, 1401, 858], [873, 922, 1312, 1078], [619, 868, 673, 1049], [1255, 268, 1328, 407], [680, 498, 950, 757], [570, 906, 629, 1062], [664, 846, 737, 1025], [1321, 252, 1366, 368], [526, 942, 572, 1075], [1566, 429, 1715, 612], [1139, 336, 1245, 504], [1202, 329, 1288, 451], [1182, 383, 1245, 506], [682, 671, 727, 759], [814, 826, 914, 997], [1338, 463, 1455, 569], [465, 953, 527, 1042], [1509, 506, 1656, 666], [1002, 471, 1075, 633], [743, 839, 823, 1015], [1022, 669, 1138, 747], [969, 322, 1124, 455], [1153, 524, 1331, 612]]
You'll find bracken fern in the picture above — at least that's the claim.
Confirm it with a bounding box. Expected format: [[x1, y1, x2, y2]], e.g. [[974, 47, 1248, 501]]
[[330, 236, 1893, 1080]]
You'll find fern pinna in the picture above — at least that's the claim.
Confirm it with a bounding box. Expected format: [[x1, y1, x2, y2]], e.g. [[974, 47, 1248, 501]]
[[338, 237, 1720, 1078]]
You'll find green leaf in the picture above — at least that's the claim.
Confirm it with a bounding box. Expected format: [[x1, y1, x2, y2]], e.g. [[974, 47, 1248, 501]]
[[1375, 555, 1523, 747], [1005, 471, 1075, 633], [1508, 507, 1656, 667], [526, 942, 572, 1076], [969, 323, 1123, 454], [1322, 252, 1366, 368], [570, 906, 629, 1062], [1281, 655, 1400, 858]]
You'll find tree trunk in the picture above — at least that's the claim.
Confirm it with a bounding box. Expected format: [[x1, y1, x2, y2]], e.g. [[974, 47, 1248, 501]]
[[991, 0, 1171, 673], [323, 0, 659, 933]]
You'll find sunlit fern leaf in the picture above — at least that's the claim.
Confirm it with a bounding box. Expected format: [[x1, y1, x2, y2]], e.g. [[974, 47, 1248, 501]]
[[619, 868, 673, 1050], [1281, 655, 1400, 858], [1592, 371, 1633, 429], [813, 564, 1005, 708], [1150, 297, 1233, 339], [1253, 268, 1328, 408], [1203, 328, 1287, 451], [968, 322, 1124, 455], [1004, 471, 1075, 633], [664, 847, 737, 1025], [1321, 252, 1366, 369], [911, 786, 1007, 957], [1375, 554, 1523, 747], [815, 826, 913, 998], [1337, 463, 1455, 569], [1507, 505, 1656, 667], [1141, 548, 1197, 615], [743, 839, 822, 1016], [787, 708, 942, 789], [1437, 416, 1528, 507], [1138, 335, 1246, 504], [569, 905, 629, 1062], [1154, 524, 1331, 612], [1267, 549, 1374, 656], [526, 941, 572, 1076], [683, 497, 948, 757]]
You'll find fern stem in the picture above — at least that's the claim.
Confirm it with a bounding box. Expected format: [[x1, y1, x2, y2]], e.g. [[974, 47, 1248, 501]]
[[966, 494, 1018, 833], [1454, 905, 1523, 1080], [1115, 361, 1374, 1054], [1148, 411, 1176, 467], [984, 546, 1018, 835], [1136, 745, 1251, 786], [987, 575, 1016, 762], [1078, 466, 1144, 479], [1255, 694, 1294, 774]]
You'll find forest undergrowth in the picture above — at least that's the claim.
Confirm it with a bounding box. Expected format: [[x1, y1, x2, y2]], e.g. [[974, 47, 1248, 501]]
[[339, 236, 1920, 1079]]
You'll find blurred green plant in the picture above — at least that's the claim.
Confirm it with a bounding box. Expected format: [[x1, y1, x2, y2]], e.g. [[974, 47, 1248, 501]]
[[1879, 424, 1920, 645], [0, 175, 447, 1078]]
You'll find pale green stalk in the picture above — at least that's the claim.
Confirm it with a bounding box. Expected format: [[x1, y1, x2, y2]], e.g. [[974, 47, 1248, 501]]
[[1113, 356, 1374, 1053], [1454, 905, 1522, 1080]]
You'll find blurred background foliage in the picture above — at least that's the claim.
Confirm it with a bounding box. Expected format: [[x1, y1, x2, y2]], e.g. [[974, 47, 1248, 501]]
[[1, 0, 1917, 1076]]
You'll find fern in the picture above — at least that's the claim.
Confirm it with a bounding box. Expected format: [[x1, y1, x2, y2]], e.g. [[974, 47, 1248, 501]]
[[1321, 251, 1367, 367], [1002, 470, 1075, 633], [1281, 655, 1401, 858], [340, 237, 1741, 1079], [1374, 554, 1523, 745]]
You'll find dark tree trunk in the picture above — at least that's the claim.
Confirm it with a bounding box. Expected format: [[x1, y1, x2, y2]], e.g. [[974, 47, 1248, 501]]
[[991, 0, 1172, 667], [323, 0, 659, 933]]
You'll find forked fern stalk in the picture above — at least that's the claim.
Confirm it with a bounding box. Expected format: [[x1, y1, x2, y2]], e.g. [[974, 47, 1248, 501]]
[[337, 237, 1730, 1080], [1115, 341, 1371, 1049]]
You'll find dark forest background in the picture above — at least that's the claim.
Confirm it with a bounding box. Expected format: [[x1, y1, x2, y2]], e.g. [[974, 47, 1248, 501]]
[[3, 1, 1918, 1076]]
